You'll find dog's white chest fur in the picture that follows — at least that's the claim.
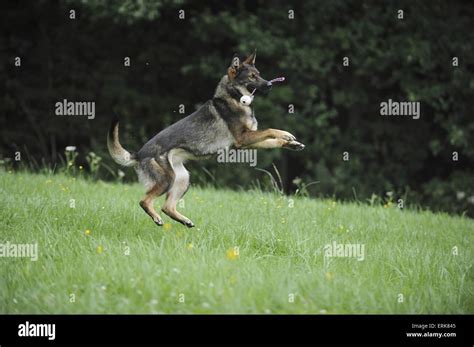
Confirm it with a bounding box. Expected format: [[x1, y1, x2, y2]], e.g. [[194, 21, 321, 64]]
[[239, 104, 258, 131], [228, 98, 258, 131], [243, 112, 258, 131]]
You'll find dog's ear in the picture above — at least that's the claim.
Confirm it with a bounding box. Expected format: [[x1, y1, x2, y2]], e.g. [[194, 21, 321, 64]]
[[228, 54, 241, 80], [243, 50, 256, 66]]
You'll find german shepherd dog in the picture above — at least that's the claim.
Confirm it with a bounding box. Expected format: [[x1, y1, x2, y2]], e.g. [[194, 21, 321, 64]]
[[107, 52, 305, 228]]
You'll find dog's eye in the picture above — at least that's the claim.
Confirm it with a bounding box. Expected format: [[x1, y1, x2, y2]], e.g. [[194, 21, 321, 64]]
[[249, 73, 256, 79]]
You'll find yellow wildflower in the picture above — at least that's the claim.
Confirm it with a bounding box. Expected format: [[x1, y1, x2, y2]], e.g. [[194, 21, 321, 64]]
[[226, 247, 240, 260]]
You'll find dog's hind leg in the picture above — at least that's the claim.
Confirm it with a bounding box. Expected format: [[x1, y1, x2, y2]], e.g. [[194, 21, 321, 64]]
[[140, 184, 166, 226], [161, 153, 194, 228], [138, 158, 174, 227]]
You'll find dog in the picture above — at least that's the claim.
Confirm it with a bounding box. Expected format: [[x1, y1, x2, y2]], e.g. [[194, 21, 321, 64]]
[[107, 51, 305, 228]]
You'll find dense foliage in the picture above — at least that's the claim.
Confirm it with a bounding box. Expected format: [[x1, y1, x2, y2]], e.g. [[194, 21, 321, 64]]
[[1, 0, 473, 216]]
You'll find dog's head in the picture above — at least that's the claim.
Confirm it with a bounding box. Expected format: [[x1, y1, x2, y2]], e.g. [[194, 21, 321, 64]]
[[227, 51, 272, 94]]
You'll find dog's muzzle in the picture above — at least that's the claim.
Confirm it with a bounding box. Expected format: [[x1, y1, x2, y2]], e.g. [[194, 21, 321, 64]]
[[257, 82, 272, 93]]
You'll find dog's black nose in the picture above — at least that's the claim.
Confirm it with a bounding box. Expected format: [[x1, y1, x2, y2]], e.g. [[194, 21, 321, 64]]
[[257, 82, 272, 94]]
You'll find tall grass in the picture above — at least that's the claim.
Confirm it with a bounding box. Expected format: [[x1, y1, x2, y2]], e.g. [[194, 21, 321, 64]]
[[0, 170, 472, 313]]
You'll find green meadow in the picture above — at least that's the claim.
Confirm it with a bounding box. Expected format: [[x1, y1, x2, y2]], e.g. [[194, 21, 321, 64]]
[[0, 170, 472, 313]]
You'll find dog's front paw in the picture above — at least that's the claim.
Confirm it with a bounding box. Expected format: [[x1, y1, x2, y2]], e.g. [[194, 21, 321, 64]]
[[274, 130, 296, 142], [284, 140, 305, 151]]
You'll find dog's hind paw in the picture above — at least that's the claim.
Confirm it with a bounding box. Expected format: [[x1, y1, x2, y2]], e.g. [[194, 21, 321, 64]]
[[183, 220, 195, 228], [153, 217, 164, 226], [284, 140, 305, 151]]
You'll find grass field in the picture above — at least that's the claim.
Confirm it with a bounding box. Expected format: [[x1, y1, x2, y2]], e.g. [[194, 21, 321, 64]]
[[0, 170, 472, 314]]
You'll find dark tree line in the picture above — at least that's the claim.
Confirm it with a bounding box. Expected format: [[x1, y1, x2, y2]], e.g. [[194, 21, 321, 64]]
[[1, 0, 473, 216]]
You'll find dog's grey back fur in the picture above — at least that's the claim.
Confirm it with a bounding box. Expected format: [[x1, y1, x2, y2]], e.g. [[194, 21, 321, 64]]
[[137, 99, 234, 161]]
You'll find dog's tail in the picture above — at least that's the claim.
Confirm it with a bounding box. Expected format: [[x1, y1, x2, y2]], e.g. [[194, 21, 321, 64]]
[[107, 115, 138, 167]]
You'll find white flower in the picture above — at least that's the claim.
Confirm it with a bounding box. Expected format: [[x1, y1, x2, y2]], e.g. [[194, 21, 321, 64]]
[[118, 169, 125, 178], [292, 177, 302, 185], [65, 146, 77, 152], [467, 196, 474, 204], [456, 191, 466, 200]]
